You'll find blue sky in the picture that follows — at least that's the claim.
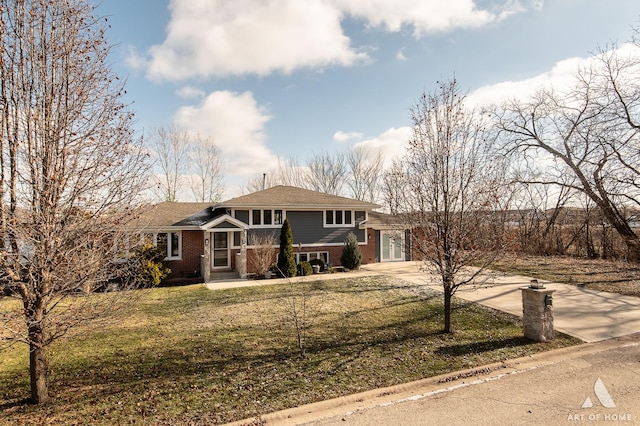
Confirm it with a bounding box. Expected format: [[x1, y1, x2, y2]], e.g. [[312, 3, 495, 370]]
[[99, 0, 640, 198]]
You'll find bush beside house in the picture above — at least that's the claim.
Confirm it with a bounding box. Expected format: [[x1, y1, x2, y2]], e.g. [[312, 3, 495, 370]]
[[278, 219, 297, 278], [340, 232, 363, 270]]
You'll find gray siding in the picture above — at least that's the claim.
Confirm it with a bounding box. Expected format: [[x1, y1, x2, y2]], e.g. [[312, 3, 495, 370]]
[[212, 220, 241, 229], [286, 210, 364, 245]]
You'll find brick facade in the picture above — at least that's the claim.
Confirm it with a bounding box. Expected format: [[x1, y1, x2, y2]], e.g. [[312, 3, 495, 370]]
[[167, 230, 203, 278], [167, 226, 380, 278], [231, 226, 377, 274]]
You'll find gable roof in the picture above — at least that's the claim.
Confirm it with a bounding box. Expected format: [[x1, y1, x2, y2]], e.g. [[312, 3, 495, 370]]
[[133, 202, 213, 229], [217, 186, 381, 210]]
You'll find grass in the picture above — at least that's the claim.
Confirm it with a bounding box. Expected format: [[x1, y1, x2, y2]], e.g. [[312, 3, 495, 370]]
[[0, 275, 580, 425], [491, 254, 640, 297]]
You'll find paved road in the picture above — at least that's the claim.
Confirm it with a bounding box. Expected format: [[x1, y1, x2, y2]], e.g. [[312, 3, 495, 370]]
[[303, 335, 640, 426]]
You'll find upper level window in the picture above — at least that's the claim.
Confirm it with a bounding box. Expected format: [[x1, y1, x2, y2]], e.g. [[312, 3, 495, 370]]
[[251, 209, 284, 227], [252, 210, 262, 225], [325, 210, 353, 227]]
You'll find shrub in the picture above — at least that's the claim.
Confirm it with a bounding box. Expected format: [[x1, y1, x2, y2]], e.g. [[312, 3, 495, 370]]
[[278, 219, 297, 277], [309, 258, 325, 272], [123, 243, 171, 288], [249, 232, 277, 276], [340, 232, 362, 270], [299, 261, 313, 276]]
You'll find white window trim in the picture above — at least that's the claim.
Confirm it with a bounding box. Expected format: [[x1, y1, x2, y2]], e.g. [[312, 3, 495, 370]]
[[249, 209, 286, 228], [324, 210, 355, 228], [141, 231, 182, 260], [295, 251, 329, 264]]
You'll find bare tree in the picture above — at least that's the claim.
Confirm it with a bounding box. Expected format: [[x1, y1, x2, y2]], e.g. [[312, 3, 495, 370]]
[[0, 0, 149, 403], [494, 40, 640, 260], [149, 124, 190, 202], [385, 79, 510, 333], [189, 134, 224, 202], [347, 145, 384, 202], [306, 150, 347, 195], [243, 157, 308, 193]]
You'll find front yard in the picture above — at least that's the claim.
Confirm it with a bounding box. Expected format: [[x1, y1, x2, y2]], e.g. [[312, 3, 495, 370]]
[[0, 275, 579, 425]]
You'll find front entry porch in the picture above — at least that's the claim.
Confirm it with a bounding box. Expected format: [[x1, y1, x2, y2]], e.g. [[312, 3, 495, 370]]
[[200, 214, 248, 282]]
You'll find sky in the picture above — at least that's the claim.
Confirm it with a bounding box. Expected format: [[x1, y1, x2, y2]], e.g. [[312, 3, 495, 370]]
[[98, 0, 640, 199]]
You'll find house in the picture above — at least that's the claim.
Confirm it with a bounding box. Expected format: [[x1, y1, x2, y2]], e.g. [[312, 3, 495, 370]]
[[133, 186, 410, 281]]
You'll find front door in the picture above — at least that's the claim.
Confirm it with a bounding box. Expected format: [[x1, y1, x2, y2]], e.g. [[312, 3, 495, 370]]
[[212, 232, 230, 269], [381, 231, 405, 262]]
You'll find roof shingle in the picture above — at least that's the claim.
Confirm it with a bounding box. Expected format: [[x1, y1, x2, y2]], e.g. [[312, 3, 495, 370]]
[[217, 186, 380, 209]]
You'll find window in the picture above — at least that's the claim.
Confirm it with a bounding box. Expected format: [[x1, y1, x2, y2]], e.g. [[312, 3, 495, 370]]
[[274, 210, 283, 225], [143, 232, 181, 260], [263, 209, 272, 225], [157, 232, 168, 257], [293, 251, 329, 264], [325, 210, 354, 227], [251, 209, 285, 227], [252, 210, 262, 225], [345, 210, 352, 224], [170, 232, 180, 257]]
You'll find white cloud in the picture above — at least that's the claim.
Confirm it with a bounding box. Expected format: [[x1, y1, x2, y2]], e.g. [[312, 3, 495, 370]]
[[175, 86, 205, 100], [396, 47, 408, 61], [146, 0, 366, 80], [353, 127, 413, 168], [125, 46, 147, 71], [334, 0, 526, 37], [141, 0, 534, 80], [467, 43, 640, 108], [173, 91, 278, 177], [333, 130, 363, 142]]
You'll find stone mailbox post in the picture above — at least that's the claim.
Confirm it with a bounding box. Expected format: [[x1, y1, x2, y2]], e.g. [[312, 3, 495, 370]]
[[521, 279, 555, 342]]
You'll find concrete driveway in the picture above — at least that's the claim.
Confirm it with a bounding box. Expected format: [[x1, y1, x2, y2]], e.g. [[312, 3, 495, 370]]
[[361, 261, 640, 343]]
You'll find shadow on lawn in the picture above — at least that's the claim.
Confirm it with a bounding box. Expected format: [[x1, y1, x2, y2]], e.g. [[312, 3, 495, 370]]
[[434, 336, 534, 357]]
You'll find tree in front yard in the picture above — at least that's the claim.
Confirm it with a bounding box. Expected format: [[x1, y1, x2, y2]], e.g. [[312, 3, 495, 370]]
[[384, 78, 510, 333], [0, 0, 149, 404], [340, 232, 363, 270], [278, 219, 297, 277]]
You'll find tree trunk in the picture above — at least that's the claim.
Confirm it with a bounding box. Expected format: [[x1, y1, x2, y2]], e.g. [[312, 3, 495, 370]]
[[29, 330, 49, 404], [443, 287, 453, 334], [598, 204, 640, 261]]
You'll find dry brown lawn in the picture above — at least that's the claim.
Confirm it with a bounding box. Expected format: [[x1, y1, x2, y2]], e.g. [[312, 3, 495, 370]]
[[492, 254, 640, 297]]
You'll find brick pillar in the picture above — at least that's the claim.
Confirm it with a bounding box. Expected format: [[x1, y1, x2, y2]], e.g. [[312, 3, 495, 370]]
[[521, 286, 555, 342]]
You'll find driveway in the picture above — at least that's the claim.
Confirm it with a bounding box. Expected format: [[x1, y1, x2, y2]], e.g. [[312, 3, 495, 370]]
[[361, 261, 640, 343]]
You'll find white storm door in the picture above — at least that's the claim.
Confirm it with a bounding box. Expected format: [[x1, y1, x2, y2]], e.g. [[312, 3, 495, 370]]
[[212, 232, 230, 269]]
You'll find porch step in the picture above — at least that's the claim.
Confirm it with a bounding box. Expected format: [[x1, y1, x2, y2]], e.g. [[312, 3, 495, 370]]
[[209, 271, 240, 281]]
